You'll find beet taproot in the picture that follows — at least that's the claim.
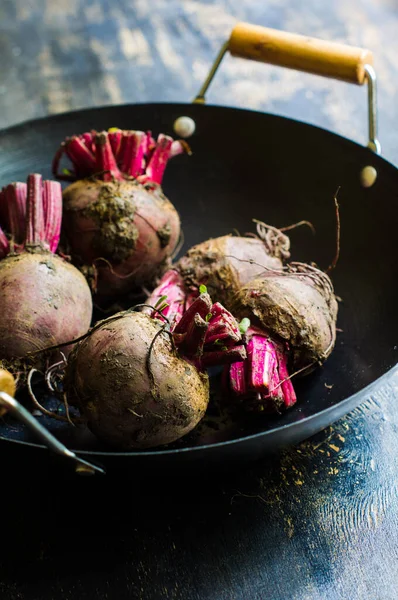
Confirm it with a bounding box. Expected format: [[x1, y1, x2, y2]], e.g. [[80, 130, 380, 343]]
[[53, 129, 186, 299]]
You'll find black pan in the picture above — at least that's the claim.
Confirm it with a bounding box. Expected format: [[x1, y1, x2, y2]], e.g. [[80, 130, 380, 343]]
[[0, 25, 397, 474]]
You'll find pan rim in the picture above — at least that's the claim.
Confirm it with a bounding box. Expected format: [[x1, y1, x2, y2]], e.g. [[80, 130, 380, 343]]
[[1, 364, 397, 456], [0, 102, 397, 457], [0, 100, 396, 167]]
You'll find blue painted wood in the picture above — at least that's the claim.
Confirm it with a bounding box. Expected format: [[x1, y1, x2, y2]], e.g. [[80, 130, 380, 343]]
[[0, 2, 397, 599]]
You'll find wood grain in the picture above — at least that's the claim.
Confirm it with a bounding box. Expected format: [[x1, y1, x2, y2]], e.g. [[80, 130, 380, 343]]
[[229, 22, 373, 84], [0, 1, 398, 599]]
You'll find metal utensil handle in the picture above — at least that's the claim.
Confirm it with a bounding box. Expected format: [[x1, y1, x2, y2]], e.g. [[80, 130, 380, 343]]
[[0, 370, 105, 476], [193, 22, 380, 153]]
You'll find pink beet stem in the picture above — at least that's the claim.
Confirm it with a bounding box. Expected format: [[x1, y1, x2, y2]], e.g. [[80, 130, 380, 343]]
[[229, 361, 248, 395], [3, 183, 27, 245], [25, 174, 45, 246], [148, 270, 186, 325], [173, 293, 212, 334], [142, 134, 174, 184], [43, 180, 62, 252], [247, 336, 277, 391], [95, 133, 123, 182], [0, 225, 9, 258], [276, 348, 297, 407], [120, 131, 147, 178], [108, 130, 123, 158], [145, 132, 156, 157], [201, 345, 247, 369], [65, 137, 97, 177], [269, 358, 284, 403], [180, 313, 208, 357]]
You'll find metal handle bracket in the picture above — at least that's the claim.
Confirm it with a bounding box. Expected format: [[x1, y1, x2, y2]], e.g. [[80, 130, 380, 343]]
[[193, 29, 380, 154]]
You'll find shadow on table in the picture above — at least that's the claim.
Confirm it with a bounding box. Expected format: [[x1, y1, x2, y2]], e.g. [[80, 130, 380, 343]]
[[1, 401, 389, 600]]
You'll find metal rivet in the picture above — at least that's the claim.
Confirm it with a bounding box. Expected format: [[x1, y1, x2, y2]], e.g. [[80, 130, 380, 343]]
[[75, 463, 96, 476], [173, 116, 196, 138], [360, 165, 378, 188]]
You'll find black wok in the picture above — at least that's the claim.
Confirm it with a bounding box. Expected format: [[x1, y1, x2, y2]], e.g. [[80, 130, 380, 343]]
[[0, 24, 397, 474]]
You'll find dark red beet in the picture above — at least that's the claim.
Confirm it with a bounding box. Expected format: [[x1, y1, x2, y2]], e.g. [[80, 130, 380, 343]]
[[53, 129, 187, 299]]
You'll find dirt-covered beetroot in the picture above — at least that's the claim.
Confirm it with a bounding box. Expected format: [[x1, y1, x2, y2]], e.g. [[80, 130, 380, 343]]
[[52, 129, 186, 299], [176, 223, 290, 306], [225, 264, 337, 411], [232, 264, 338, 369], [65, 293, 246, 449], [0, 174, 92, 369]]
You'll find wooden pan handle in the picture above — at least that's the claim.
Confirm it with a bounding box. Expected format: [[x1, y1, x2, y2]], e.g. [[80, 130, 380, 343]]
[[0, 369, 16, 416], [229, 23, 373, 85]]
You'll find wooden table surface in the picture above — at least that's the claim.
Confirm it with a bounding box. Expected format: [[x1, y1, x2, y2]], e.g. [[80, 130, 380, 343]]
[[1, 1, 398, 599]]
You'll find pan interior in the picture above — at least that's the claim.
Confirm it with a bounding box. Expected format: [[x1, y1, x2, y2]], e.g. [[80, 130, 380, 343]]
[[0, 103, 397, 453]]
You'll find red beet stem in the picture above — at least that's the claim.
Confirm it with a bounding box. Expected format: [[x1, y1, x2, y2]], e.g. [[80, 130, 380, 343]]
[[210, 302, 225, 319], [205, 313, 241, 346], [108, 129, 123, 158], [3, 183, 27, 245], [201, 345, 247, 368], [142, 134, 174, 185], [43, 180, 62, 252], [66, 137, 97, 177], [25, 174, 45, 247], [53, 129, 186, 184], [120, 131, 147, 177], [276, 347, 297, 407], [81, 131, 95, 150], [174, 293, 212, 334], [95, 132, 124, 182], [0, 225, 9, 258], [180, 313, 208, 357]]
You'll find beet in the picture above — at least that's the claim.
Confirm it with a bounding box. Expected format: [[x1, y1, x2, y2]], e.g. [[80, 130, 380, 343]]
[[232, 263, 338, 369], [65, 293, 246, 449], [52, 129, 186, 299], [176, 225, 289, 306], [0, 174, 92, 370]]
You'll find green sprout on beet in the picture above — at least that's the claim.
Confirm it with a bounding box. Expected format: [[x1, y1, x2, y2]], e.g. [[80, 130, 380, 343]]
[[239, 317, 250, 335]]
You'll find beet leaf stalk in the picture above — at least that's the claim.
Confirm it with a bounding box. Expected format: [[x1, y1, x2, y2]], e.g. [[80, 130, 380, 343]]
[[170, 292, 246, 371], [52, 129, 189, 185], [148, 272, 297, 412], [228, 327, 297, 411]]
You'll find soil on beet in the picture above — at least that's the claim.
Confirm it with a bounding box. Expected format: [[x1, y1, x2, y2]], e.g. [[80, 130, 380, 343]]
[[176, 235, 285, 306]]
